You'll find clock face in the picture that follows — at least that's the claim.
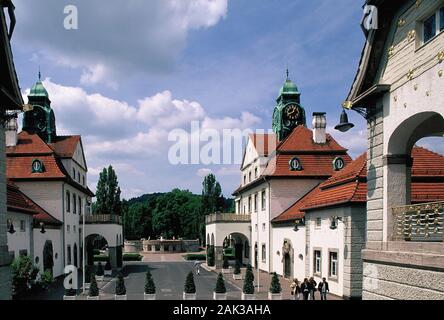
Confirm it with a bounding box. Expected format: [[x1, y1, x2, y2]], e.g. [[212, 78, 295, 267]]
[[32, 160, 43, 173], [285, 104, 300, 121], [27, 107, 47, 132], [333, 157, 345, 171]]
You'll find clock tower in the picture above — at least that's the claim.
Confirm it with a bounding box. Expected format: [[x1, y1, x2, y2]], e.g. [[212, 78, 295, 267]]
[[272, 70, 306, 141], [22, 73, 57, 143]]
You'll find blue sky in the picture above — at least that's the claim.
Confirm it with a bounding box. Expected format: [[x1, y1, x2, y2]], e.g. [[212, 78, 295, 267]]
[[9, 0, 428, 199]]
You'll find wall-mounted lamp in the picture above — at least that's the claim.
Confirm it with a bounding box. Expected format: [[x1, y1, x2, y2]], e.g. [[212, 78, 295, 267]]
[[8, 221, 16, 234], [293, 218, 305, 232], [330, 216, 343, 230], [335, 109, 355, 133], [40, 222, 46, 234]]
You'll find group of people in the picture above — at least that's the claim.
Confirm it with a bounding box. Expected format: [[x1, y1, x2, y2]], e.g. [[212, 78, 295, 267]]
[[290, 277, 330, 301]]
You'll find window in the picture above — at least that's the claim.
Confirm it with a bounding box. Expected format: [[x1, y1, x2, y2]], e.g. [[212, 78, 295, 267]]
[[78, 172, 81, 183], [314, 250, 322, 275], [315, 218, 322, 228], [262, 223, 266, 231], [422, 6, 444, 44], [255, 167, 258, 178], [261, 190, 266, 211], [20, 220, 26, 232], [255, 224, 258, 232], [78, 196, 82, 215], [82, 176, 85, 186], [254, 194, 258, 212], [329, 252, 338, 278], [66, 191, 71, 212], [249, 171, 252, 182], [72, 168, 76, 179], [262, 244, 266, 263], [67, 245, 71, 265], [248, 196, 252, 213], [244, 175, 247, 185], [73, 226, 76, 233], [67, 225, 70, 233], [73, 193, 77, 214]]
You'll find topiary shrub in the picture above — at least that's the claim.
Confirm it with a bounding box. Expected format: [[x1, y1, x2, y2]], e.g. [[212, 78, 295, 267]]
[[39, 270, 54, 291], [88, 273, 99, 297], [215, 273, 226, 294], [207, 246, 215, 267], [234, 260, 241, 275], [184, 272, 196, 294], [145, 270, 156, 294], [115, 272, 127, 296], [243, 265, 255, 295], [96, 262, 104, 276], [269, 272, 282, 294], [222, 256, 229, 269]]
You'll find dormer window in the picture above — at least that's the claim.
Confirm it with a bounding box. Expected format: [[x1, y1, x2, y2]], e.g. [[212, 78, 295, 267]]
[[333, 157, 345, 171], [422, 6, 444, 44], [72, 168, 76, 179], [289, 157, 303, 171], [31, 159, 44, 173]]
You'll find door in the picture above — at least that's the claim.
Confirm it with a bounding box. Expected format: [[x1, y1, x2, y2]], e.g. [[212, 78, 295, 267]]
[[284, 253, 291, 278]]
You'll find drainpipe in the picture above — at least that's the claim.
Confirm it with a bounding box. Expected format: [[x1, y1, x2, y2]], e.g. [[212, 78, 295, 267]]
[[266, 178, 272, 274], [62, 183, 66, 270]]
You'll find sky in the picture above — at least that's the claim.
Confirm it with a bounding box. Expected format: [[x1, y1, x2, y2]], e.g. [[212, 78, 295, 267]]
[[9, 0, 442, 200]]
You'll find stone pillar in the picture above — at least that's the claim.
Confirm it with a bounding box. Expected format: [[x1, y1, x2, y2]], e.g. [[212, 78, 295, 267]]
[[0, 129, 11, 300], [160, 244, 165, 252], [215, 246, 224, 269]]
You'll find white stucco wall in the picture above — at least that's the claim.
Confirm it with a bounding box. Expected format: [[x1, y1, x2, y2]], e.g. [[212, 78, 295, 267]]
[[271, 225, 306, 281], [33, 228, 64, 278], [6, 211, 33, 259]]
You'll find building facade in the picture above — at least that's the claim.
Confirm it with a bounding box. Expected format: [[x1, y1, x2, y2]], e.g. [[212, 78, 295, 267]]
[[344, 0, 444, 300]]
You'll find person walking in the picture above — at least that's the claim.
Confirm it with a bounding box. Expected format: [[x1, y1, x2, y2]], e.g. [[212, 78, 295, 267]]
[[309, 277, 317, 300], [318, 278, 330, 300], [290, 278, 301, 300], [194, 260, 201, 276], [301, 278, 310, 301]]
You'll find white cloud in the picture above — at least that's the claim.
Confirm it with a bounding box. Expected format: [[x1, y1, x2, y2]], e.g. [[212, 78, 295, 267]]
[[197, 168, 213, 177], [328, 125, 367, 159], [14, 0, 228, 86]]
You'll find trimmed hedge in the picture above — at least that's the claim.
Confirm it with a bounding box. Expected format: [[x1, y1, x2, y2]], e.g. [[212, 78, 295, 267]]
[[123, 253, 143, 262], [94, 255, 109, 262], [184, 254, 206, 261]]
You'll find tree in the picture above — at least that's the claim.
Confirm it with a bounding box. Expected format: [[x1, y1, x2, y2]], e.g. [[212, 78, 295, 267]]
[[89, 273, 99, 297], [215, 273, 227, 294], [145, 269, 156, 294], [201, 174, 222, 215], [94, 166, 122, 216], [184, 272, 196, 294], [115, 272, 126, 296], [243, 265, 255, 295], [269, 272, 282, 294], [207, 245, 215, 267], [11, 255, 33, 299]]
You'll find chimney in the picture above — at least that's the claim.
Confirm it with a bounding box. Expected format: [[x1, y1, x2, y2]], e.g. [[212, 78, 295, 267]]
[[312, 112, 327, 144], [5, 116, 18, 147]]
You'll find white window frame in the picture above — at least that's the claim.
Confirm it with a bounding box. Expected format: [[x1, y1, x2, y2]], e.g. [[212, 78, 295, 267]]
[[261, 189, 266, 211], [20, 220, 26, 232], [254, 194, 258, 212], [314, 250, 322, 275], [421, 5, 444, 45], [329, 251, 339, 279], [262, 244, 266, 263], [315, 217, 322, 229]]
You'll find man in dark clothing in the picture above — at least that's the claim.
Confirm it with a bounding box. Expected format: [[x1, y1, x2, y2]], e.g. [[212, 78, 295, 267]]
[[301, 278, 310, 301], [309, 277, 317, 300], [318, 278, 330, 300]]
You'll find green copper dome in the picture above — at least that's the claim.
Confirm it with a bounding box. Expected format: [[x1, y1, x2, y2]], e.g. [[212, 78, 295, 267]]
[[279, 78, 300, 95], [29, 80, 49, 98]]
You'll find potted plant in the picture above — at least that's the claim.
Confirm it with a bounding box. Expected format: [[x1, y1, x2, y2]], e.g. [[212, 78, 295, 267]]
[[242, 265, 255, 300], [96, 262, 105, 281], [268, 272, 283, 300], [222, 256, 231, 274], [213, 273, 227, 300], [233, 260, 243, 280], [207, 246, 215, 269], [87, 273, 100, 300], [144, 269, 156, 300], [115, 272, 127, 300], [104, 260, 112, 277], [183, 272, 197, 300], [63, 288, 77, 300]]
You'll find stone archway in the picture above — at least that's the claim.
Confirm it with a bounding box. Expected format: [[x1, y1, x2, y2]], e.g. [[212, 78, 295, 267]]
[[222, 233, 250, 265]]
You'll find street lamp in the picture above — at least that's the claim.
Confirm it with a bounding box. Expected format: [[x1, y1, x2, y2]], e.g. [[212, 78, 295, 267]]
[[335, 109, 355, 133]]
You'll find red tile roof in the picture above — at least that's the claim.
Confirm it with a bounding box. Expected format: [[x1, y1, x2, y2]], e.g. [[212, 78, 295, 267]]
[[272, 147, 444, 223], [7, 182, 62, 226], [7, 155, 66, 180], [49, 135, 81, 158], [6, 131, 53, 155]]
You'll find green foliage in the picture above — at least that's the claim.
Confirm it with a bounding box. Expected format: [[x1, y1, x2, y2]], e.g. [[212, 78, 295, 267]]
[[96, 262, 104, 276], [39, 271, 54, 290], [184, 272, 196, 294], [94, 255, 109, 262], [222, 256, 229, 269], [215, 273, 227, 294], [93, 166, 122, 216], [185, 254, 206, 261], [207, 246, 215, 267], [243, 265, 255, 295], [123, 253, 143, 261], [269, 272, 282, 294], [11, 255, 34, 299], [115, 273, 126, 296], [93, 249, 101, 255], [234, 260, 241, 275], [88, 273, 99, 297], [144, 269, 156, 294]]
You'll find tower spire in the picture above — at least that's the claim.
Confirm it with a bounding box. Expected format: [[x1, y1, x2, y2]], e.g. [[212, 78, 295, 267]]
[[286, 68, 289, 80], [38, 66, 41, 81]]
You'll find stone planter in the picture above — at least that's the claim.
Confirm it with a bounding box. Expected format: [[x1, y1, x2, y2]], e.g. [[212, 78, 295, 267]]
[[268, 292, 283, 300], [183, 292, 197, 300], [104, 270, 112, 277], [222, 268, 232, 274], [96, 275, 104, 282], [115, 295, 127, 300], [144, 293, 156, 300], [242, 293, 256, 300], [63, 295, 76, 300], [233, 273, 243, 280], [87, 296, 100, 300], [213, 292, 227, 300]]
